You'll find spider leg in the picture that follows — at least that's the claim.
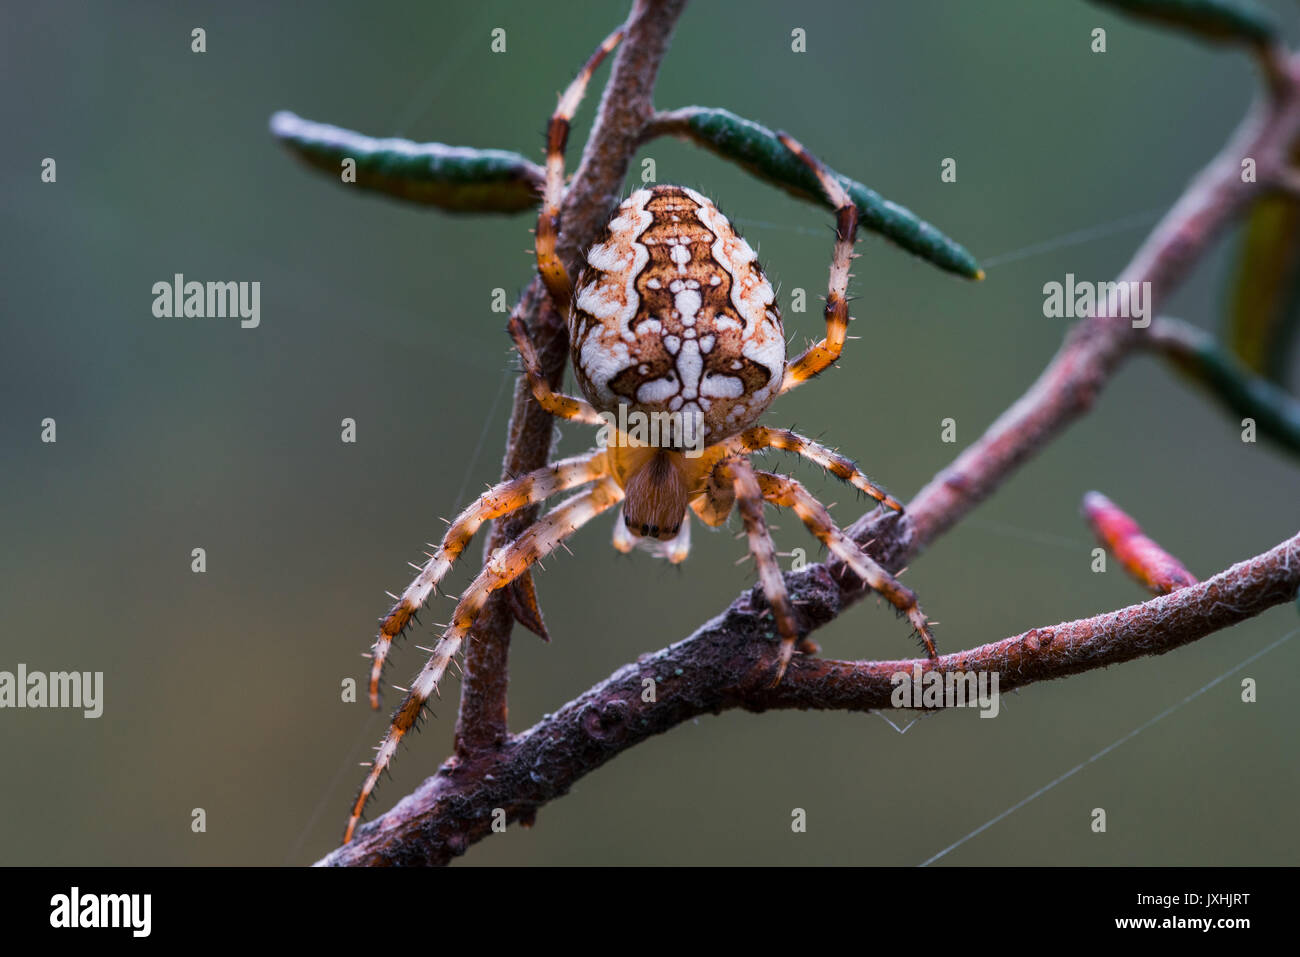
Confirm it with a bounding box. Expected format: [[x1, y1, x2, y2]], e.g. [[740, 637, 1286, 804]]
[[775, 132, 859, 394], [723, 425, 903, 512], [535, 26, 624, 314], [752, 469, 938, 658], [716, 457, 802, 685], [366, 450, 609, 709], [345, 478, 624, 843], [507, 299, 604, 424]]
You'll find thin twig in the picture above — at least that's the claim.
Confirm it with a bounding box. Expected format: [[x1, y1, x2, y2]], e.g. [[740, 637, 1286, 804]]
[[454, 0, 689, 754], [1081, 490, 1199, 594]]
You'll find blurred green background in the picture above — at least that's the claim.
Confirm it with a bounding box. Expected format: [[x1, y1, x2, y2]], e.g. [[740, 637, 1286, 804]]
[[2, 0, 1298, 866]]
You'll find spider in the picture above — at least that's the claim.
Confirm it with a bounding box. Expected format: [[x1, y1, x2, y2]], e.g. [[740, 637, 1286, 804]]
[[344, 28, 937, 843]]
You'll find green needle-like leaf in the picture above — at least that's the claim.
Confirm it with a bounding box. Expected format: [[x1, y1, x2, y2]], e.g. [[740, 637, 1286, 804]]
[[1089, 0, 1278, 49], [1157, 320, 1300, 456], [654, 107, 983, 280], [270, 111, 544, 214]]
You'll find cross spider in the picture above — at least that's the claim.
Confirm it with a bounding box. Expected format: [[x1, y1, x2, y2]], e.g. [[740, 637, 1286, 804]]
[[344, 28, 938, 843]]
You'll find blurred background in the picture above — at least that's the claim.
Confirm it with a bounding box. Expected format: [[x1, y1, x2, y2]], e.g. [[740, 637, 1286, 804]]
[[2, 0, 1298, 866]]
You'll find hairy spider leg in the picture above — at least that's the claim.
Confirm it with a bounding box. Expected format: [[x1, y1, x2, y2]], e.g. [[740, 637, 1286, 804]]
[[719, 457, 803, 684], [721, 425, 904, 512], [752, 470, 937, 658], [506, 298, 604, 425], [775, 132, 860, 394], [507, 27, 624, 428], [535, 26, 624, 315], [504, 27, 624, 646], [346, 478, 624, 843], [366, 451, 610, 709]]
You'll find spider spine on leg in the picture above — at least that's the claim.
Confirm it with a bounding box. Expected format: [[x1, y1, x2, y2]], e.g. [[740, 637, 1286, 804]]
[[752, 469, 937, 658], [776, 131, 860, 395], [365, 451, 610, 710], [535, 26, 624, 314], [719, 425, 904, 512], [718, 456, 802, 685], [344, 479, 624, 843]]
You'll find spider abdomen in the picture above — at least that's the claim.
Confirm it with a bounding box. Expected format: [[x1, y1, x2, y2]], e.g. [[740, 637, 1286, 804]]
[[570, 185, 785, 448]]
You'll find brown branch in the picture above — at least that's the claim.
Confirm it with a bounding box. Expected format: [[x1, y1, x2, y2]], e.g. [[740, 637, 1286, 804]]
[[829, 49, 1300, 584], [322, 527, 1298, 866], [317, 28, 1300, 867], [453, 0, 689, 756]]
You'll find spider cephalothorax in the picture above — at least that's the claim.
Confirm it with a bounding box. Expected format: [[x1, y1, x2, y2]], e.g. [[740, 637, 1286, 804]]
[[344, 29, 938, 843]]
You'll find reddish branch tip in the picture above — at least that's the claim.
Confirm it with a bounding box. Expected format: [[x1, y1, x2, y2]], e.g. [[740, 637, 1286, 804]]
[[1081, 491, 1199, 595]]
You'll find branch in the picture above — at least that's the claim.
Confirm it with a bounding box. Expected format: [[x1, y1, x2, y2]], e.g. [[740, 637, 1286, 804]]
[[316, 22, 1300, 868], [453, 0, 689, 754], [838, 49, 1300, 565], [320, 528, 1298, 866], [1081, 490, 1199, 594]]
